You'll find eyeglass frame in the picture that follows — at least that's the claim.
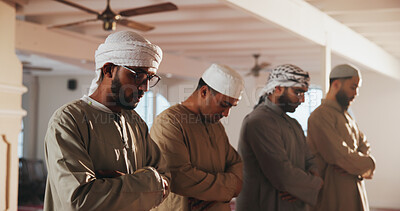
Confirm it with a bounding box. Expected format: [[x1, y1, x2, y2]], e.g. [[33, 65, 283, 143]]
[[288, 87, 307, 98], [120, 65, 161, 88]]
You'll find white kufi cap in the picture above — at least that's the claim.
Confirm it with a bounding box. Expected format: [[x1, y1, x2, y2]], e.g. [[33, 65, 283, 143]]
[[201, 64, 245, 100]]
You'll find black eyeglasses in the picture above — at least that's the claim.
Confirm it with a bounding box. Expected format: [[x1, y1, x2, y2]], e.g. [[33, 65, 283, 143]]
[[120, 65, 161, 88], [290, 87, 306, 98]]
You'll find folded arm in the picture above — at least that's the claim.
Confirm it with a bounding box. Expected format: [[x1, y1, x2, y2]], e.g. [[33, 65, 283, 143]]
[[150, 116, 240, 202], [307, 113, 375, 177], [45, 112, 166, 210], [242, 118, 322, 205]]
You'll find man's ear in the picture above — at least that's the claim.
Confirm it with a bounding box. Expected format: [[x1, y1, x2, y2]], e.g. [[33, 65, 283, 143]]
[[199, 85, 208, 98], [332, 79, 342, 90], [102, 63, 114, 78], [274, 86, 285, 96]]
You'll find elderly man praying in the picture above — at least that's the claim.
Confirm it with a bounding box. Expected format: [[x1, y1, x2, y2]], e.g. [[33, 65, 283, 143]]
[[44, 31, 170, 211], [150, 64, 244, 211]]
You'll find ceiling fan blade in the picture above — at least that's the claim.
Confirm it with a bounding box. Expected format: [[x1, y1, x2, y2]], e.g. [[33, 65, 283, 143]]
[[119, 2, 178, 17], [260, 62, 271, 68], [118, 19, 154, 31], [23, 66, 52, 71], [54, 0, 100, 15], [48, 18, 98, 29]]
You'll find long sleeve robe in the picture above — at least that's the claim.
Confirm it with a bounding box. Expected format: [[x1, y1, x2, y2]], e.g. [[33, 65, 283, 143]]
[[236, 99, 322, 211], [44, 98, 170, 211], [307, 99, 375, 211], [150, 104, 242, 211]]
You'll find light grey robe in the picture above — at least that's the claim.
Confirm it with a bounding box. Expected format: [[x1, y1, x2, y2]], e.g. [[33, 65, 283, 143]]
[[44, 98, 170, 211], [236, 99, 322, 211]]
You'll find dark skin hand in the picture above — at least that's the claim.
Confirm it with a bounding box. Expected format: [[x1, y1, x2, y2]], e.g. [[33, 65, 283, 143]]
[[279, 169, 324, 203], [186, 173, 241, 210], [279, 191, 298, 202], [161, 176, 169, 198]]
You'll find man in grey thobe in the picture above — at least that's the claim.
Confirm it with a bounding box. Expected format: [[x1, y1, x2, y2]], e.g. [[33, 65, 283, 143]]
[[236, 64, 323, 211]]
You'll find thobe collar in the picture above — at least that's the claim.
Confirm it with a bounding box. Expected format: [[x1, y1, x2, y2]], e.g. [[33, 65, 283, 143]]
[[263, 98, 285, 117], [81, 95, 113, 113], [321, 99, 347, 113]]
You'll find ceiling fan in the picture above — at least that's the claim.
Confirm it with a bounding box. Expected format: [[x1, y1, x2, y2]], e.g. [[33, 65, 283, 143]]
[[246, 54, 271, 77], [49, 0, 178, 31]]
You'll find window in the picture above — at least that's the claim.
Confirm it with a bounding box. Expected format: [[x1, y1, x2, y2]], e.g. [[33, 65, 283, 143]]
[[135, 91, 170, 128], [287, 88, 323, 135], [18, 121, 24, 158]]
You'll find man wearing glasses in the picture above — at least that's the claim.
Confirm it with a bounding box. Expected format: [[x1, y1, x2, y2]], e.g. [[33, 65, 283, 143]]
[[150, 64, 244, 211], [236, 64, 323, 211], [44, 31, 169, 211]]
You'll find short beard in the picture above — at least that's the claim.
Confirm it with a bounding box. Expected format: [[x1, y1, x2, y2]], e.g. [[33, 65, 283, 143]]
[[335, 89, 350, 110], [278, 89, 299, 113], [111, 74, 141, 110]]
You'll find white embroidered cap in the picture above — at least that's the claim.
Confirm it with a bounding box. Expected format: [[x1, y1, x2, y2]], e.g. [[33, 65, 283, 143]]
[[201, 64, 245, 100]]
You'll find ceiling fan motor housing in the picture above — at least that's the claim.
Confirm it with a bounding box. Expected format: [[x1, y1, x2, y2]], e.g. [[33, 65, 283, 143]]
[[98, 6, 119, 31]]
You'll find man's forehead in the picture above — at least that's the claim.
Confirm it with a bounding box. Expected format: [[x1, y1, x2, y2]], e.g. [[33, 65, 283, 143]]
[[291, 86, 308, 91], [345, 76, 361, 86], [126, 66, 156, 75], [216, 93, 239, 106]]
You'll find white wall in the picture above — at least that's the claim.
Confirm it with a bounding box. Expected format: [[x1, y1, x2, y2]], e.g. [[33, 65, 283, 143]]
[[351, 71, 400, 209], [22, 75, 38, 159], [34, 74, 93, 161]]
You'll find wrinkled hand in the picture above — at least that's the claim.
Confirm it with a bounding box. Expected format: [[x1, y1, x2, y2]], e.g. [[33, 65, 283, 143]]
[[362, 174, 373, 179], [362, 169, 374, 179], [95, 170, 125, 179], [279, 191, 298, 202]]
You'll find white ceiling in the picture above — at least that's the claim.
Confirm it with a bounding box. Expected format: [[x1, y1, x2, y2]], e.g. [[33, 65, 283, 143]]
[[9, 0, 400, 77]]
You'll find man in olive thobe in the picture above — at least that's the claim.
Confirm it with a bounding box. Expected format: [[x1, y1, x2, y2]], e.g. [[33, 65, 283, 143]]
[[44, 31, 170, 211], [307, 64, 375, 211], [151, 64, 244, 211]]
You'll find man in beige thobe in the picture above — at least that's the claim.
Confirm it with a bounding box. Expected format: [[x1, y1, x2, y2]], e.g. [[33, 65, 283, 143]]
[[307, 64, 376, 211], [44, 31, 170, 211], [236, 64, 323, 211], [151, 64, 244, 211]]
